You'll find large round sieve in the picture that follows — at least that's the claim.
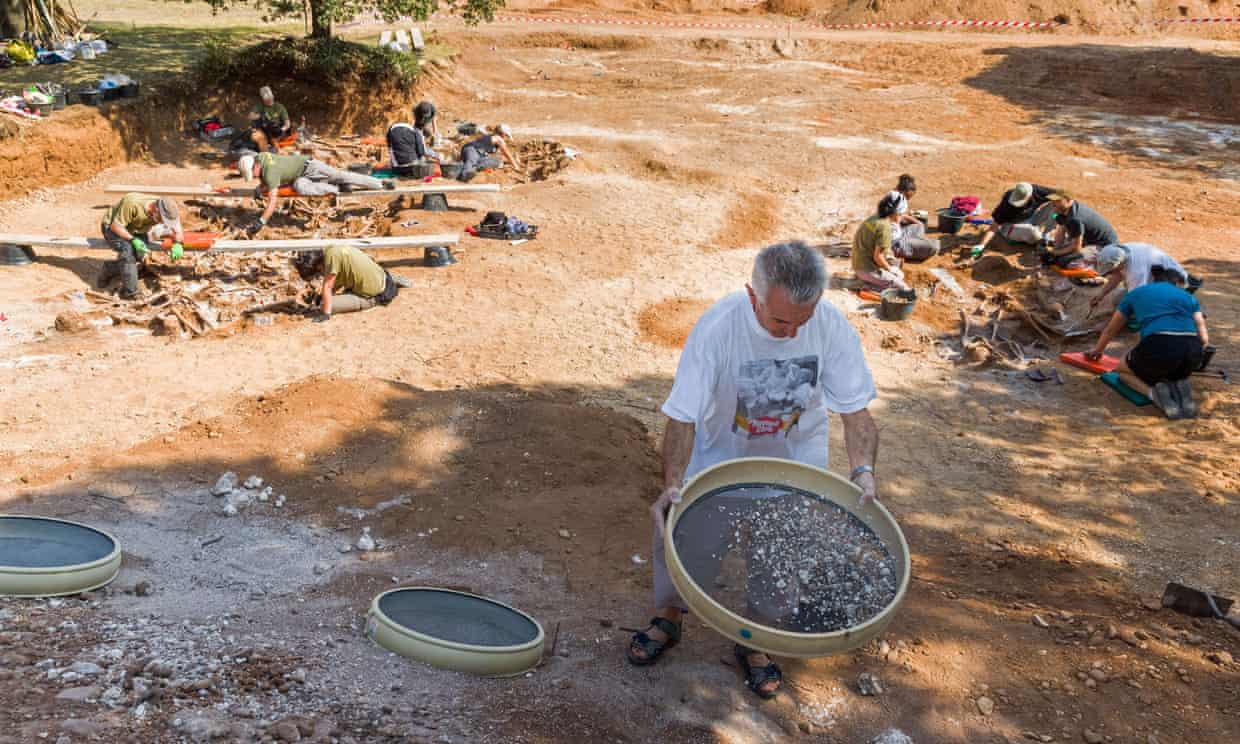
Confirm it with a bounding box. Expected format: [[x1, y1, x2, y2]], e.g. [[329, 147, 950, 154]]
[[664, 458, 910, 658], [366, 587, 545, 677], [0, 515, 123, 597]]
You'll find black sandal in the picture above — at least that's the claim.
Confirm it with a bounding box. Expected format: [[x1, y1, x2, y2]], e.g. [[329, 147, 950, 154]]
[[626, 617, 681, 666], [734, 644, 783, 699]]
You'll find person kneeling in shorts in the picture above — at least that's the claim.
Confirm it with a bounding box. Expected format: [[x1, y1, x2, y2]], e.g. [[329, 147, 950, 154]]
[[1086, 275, 1209, 419]]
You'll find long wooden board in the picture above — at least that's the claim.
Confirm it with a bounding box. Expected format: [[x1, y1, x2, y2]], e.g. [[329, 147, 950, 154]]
[[0, 233, 458, 253], [103, 183, 501, 197]]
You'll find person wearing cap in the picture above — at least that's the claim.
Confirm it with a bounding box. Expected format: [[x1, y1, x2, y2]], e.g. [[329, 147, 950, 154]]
[[413, 100, 439, 144], [386, 108, 441, 175], [1045, 191, 1118, 268], [886, 174, 939, 261], [456, 124, 521, 182], [292, 245, 411, 321], [1085, 273, 1208, 419], [852, 193, 912, 291], [973, 182, 1059, 255], [240, 153, 389, 234], [99, 193, 185, 299], [248, 86, 292, 153], [1090, 242, 1189, 311], [627, 241, 881, 700]]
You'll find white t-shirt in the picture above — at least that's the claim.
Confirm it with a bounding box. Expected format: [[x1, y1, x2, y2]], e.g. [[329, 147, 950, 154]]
[[662, 291, 877, 482], [1121, 242, 1186, 291]]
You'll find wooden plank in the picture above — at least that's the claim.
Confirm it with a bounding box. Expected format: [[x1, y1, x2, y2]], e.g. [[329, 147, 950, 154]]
[[1, 233, 458, 253], [104, 184, 501, 197], [0, 235, 104, 249], [208, 234, 459, 253]]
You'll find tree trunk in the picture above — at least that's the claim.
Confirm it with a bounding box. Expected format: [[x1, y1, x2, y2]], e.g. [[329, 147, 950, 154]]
[[0, 0, 27, 38], [308, 0, 332, 38]]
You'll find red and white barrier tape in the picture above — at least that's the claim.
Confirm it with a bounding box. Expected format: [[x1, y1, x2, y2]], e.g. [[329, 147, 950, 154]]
[[820, 20, 1058, 28], [344, 11, 1063, 32]]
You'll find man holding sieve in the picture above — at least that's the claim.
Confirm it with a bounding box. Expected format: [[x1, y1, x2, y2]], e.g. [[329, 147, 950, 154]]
[[626, 241, 882, 699]]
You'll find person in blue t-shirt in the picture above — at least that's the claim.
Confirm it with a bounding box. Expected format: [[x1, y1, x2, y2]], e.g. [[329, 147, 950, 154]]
[[1086, 277, 1209, 419]]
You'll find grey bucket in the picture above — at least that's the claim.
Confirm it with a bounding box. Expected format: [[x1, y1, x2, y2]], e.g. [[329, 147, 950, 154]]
[[879, 288, 916, 321], [0, 245, 35, 266]]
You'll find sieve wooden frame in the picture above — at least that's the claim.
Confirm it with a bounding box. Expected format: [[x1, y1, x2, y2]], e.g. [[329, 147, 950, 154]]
[[0, 515, 123, 597], [663, 458, 910, 658], [365, 587, 545, 677]]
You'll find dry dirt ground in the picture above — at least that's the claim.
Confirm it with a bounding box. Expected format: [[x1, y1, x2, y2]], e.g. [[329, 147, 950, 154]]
[[1, 13, 1239, 744]]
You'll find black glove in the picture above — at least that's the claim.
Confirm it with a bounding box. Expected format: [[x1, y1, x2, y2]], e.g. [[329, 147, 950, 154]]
[[246, 218, 266, 236]]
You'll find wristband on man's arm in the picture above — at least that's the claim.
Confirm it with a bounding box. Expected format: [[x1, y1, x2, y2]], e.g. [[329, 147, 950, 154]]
[[850, 465, 874, 482]]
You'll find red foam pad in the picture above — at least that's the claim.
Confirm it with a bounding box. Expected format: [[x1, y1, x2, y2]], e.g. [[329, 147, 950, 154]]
[[160, 232, 221, 250], [1051, 265, 1099, 279], [1060, 351, 1120, 374]]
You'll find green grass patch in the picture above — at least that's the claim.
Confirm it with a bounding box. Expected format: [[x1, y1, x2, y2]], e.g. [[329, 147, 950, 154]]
[[0, 23, 293, 94], [193, 35, 425, 91]]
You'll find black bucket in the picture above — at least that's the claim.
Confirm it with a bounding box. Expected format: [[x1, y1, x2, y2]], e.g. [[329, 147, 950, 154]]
[[439, 162, 463, 180], [393, 161, 435, 179], [101, 87, 121, 102], [120, 82, 140, 98], [936, 208, 966, 235], [77, 90, 101, 106], [52, 91, 67, 109]]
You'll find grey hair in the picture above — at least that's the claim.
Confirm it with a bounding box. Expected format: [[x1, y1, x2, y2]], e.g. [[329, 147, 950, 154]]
[[750, 241, 826, 305]]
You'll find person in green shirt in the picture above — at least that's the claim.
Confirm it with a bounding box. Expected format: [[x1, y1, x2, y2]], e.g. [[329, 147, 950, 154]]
[[293, 245, 410, 320], [248, 86, 292, 153], [240, 153, 389, 234], [851, 193, 909, 291], [99, 193, 185, 299]]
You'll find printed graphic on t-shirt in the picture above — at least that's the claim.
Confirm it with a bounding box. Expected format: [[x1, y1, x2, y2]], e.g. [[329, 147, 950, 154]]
[[732, 356, 820, 438]]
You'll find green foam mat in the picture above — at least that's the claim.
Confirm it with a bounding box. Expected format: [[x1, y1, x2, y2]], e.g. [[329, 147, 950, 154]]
[[1098, 372, 1152, 406]]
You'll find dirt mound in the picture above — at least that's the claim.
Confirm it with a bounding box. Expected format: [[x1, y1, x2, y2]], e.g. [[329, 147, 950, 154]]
[[638, 297, 714, 347], [518, 31, 651, 49], [0, 107, 142, 202], [710, 191, 781, 251]]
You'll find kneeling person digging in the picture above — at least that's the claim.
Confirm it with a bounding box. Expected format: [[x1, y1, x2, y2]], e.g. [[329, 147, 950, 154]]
[[100, 193, 185, 299], [1086, 276, 1209, 419], [294, 246, 411, 321]]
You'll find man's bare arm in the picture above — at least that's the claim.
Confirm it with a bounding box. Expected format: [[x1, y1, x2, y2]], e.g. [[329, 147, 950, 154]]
[[841, 408, 879, 503], [652, 418, 695, 534]]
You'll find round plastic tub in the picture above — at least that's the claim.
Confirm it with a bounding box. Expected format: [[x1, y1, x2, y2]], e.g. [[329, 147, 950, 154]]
[[0, 516, 122, 597], [664, 458, 910, 658], [366, 587, 544, 677]]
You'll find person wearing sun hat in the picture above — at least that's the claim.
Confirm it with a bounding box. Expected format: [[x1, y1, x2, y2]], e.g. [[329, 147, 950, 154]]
[[99, 193, 185, 299], [973, 181, 1059, 255]]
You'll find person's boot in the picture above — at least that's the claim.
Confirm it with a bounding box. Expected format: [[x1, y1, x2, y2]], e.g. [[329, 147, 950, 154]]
[[97, 260, 120, 288], [1173, 378, 1197, 419], [119, 262, 144, 300]]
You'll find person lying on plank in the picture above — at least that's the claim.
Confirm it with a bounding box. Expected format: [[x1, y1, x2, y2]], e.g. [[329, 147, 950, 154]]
[[239, 153, 391, 234], [1086, 274, 1209, 420]]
